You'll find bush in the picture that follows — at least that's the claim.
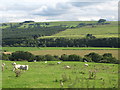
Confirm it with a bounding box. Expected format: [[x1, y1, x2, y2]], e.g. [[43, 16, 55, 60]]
[[102, 53, 118, 64], [10, 51, 34, 61], [68, 54, 82, 61], [83, 57, 92, 62], [34, 55, 45, 61], [60, 54, 69, 61], [44, 54, 58, 61], [2, 53, 9, 60], [84, 52, 102, 62], [103, 53, 112, 58]]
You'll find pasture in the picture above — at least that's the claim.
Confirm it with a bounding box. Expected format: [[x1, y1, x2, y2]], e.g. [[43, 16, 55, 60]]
[[2, 47, 119, 59], [39, 23, 119, 39], [2, 61, 118, 88]]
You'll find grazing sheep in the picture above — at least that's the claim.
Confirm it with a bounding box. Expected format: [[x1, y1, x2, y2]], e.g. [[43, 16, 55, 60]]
[[12, 62, 28, 71], [33, 60, 36, 62], [84, 64, 89, 67], [64, 65, 71, 69], [84, 60, 87, 62], [57, 62, 62, 64], [60, 80, 63, 88], [12, 62, 16, 65], [2, 63, 5, 71], [45, 61, 47, 63]]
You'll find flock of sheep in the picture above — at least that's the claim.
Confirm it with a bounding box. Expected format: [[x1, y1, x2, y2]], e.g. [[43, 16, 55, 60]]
[[1, 60, 89, 72]]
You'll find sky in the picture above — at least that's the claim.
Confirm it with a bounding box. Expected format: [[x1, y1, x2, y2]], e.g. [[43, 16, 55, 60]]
[[0, 0, 119, 23]]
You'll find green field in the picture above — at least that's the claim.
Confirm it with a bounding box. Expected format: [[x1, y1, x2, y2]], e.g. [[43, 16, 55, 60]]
[[2, 21, 119, 39], [2, 47, 119, 52], [39, 22, 119, 39], [2, 61, 118, 88]]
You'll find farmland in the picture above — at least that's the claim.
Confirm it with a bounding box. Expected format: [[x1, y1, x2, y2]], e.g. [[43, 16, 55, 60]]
[[1, 20, 119, 88], [2, 21, 119, 39], [40, 24, 119, 39], [2, 47, 119, 59], [2, 61, 118, 88], [2, 21, 119, 47], [39, 21, 119, 39]]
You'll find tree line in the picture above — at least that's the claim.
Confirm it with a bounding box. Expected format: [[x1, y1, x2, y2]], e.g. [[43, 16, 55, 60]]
[[2, 51, 120, 64], [3, 37, 120, 48]]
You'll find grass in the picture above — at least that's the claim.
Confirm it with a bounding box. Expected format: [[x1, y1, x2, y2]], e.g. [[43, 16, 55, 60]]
[[39, 24, 119, 39], [2, 47, 119, 52], [2, 61, 118, 88]]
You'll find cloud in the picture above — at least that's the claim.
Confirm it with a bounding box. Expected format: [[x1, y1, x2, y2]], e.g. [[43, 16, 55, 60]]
[[0, 0, 118, 22], [31, 2, 72, 16]]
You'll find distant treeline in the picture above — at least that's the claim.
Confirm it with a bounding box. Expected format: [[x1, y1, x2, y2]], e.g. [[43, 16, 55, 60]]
[[2, 37, 120, 48], [2, 51, 120, 64], [2, 25, 68, 39]]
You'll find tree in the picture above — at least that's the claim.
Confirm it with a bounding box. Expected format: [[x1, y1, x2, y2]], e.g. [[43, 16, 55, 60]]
[[60, 54, 69, 61], [102, 53, 118, 63], [2, 53, 9, 60], [44, 54, 57, 61], [10, 51, 34, 61], [84, 52, 102, 62], [98, 19, 106, 23], [103, 53, 112, 58], [34, 55, 45, 61], [86, 34, 96, 39], [68, 54, 82, 61]]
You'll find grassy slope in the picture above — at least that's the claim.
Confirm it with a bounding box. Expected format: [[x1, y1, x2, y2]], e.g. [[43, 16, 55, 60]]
[[2, 61, 118, 88], [40, 24, 119, 39], [1, 21, 119, 39]]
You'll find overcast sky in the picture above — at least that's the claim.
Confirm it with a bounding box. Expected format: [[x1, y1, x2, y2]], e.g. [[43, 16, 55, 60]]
[[0, 0, 119, 23]]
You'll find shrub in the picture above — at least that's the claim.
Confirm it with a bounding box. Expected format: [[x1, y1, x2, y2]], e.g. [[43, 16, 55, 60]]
[[60, 54, 69, 61], [2, 53, 9, 60], [83, 57, 92, 62], [10, 51, 34, 61], [68, 54, 82, 61], [44, 54, 58, 61], [84, 52, 102, 62], [34, 55, 45, 61], [102, 53, 118, 64]]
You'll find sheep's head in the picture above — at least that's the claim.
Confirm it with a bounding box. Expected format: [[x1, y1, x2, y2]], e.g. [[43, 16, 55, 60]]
[[2, 63, 5, 66], [12, 62, 16, 65]]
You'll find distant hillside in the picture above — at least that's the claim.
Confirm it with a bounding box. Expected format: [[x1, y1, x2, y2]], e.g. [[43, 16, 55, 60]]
[[2, 21, 118, 39], [2, 21, 119, 47], [38, 21, 119, 39], [2, 21, 102, 39]]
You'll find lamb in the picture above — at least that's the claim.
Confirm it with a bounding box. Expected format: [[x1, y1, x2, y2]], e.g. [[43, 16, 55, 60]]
[[12, 62, 28, 71], [2, 63, 5, 71]]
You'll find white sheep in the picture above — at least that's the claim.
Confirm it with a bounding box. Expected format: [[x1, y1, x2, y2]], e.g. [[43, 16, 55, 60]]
[[57, 62, 62, 64], [84, 64, 89, 67], [33, 60, 36, 62], [84, 60, 87, 62], [64, 65, 71, 69], [12, 62, 28, 71], [45, 61, 47, 63], [2, 63, 5, 71]]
